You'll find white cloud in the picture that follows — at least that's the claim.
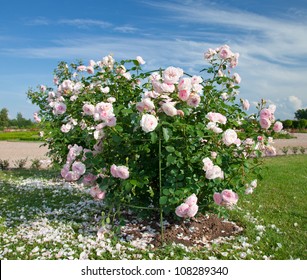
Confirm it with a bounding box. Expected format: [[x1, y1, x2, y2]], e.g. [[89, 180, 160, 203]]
[[58, 19, 112, 29], [2, 0, 307, 120], [114, 25, 139, 33], [288, 96, 303, 110], [25, 17, 49, 26]]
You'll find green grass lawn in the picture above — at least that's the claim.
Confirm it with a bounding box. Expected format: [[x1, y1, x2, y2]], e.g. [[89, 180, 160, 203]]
[[0, 155, 306, 260], [0, 130, 41, 141]]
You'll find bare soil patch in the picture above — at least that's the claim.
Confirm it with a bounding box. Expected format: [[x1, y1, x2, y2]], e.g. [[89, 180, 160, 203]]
[[120, 213, 242, 248]]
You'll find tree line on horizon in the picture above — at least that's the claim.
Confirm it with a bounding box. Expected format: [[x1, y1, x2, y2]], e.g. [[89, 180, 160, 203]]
[[0, 108, 35, 130]]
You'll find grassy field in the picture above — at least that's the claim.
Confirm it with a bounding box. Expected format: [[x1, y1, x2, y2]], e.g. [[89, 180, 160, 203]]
[[0, 155, 306, 260], [0, 130, 41, 141]]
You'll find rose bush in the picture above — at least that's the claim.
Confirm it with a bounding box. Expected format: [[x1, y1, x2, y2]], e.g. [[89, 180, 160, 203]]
[[28, 45, 281, 230]]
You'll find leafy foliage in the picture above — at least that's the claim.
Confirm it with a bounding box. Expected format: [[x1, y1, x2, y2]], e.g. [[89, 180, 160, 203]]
[[27, 46, 279, 224]]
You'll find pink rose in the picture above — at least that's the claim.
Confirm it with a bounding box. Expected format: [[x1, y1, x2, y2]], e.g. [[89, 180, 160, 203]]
[[106, 116, 117, 127], [136, 98, 155, 112], [110, 164, 129, 179], [185, 194, 198, 206], [229, 53, 239, 68], [33, 113, 41, 123], [186, 94, 201, 107], [53, 76, 59, 85], [116, 166, 130, 180], [72, 161, 86, 176], [178, 90, 190, 101], [61, 80, 74, 92], [241, 99, 250, 110], [204, 48, 216, 60], [186, 204, 198, 218], [265, 145, 277, 157], [40, 85, 47, 92], [161, 102, 177, 116], [162, 66, 184, 84], [64, 171, 80, 182], [140, 114, 158, 133], [101, 86, 110, 93], [60, 164, 70, 178], [218, 45, 233, 59], [260, 109, 272, 120], [61, 123, 72, 133], [211, 151, 217, 159], [206, 112, 227, 124], [232, 73, 241, 84], [221, 189, 239, 205], [259, 118, 271, 129], [82, 173, 97, 186], [110, 164, 118, 177], [234, 138, 241, 146], [273, 121, 283, 132], [86, 66, 94, 74], [53, 102, 67, 115], [207, 122, 223, 134], [83, 104, 95, 116], [202, 157, 214, 172], [143, 98, 155, 111], [175, 203, 190, 218], [107, 97, 116, 103], [77, 65, 87, 71], [191, 75, 203, 84], [178, 77, 192, 91], [213, 192, 222, 205], [214, 189, 238, 208], [222, 129, 238, 146], [205, 165, 224, 180], [89, 186, 106, 200], [160, 82, 175, 93], [176, 194, 199, 218], [136, 56, 146, 65]]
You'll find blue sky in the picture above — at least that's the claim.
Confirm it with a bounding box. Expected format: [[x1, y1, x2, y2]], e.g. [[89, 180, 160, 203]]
[[0, 0, 306, 120]]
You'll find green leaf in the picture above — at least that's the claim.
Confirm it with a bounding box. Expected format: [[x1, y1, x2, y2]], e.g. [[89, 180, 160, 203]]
[[129, 179, 139, 186], [159, 196, 168, 205], [116, 125, 123, 132], [163, 189, 170, 195], [166, 154, 176, 165], [150, 131, 158, 144], [112, 134, 122, 143], [165, 146, 175, 153], [162, 127, 170, 142]]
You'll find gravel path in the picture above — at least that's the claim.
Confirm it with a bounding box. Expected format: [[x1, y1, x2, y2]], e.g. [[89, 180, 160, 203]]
[[0, 133, 306, 168], [273, 133, 307, 154], [0, 141, 49, 168]]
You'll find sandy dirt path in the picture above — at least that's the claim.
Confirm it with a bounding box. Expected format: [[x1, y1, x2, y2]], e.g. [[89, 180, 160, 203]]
[[273, 133, 307, 154], [0, 133, 306, 168], [0, 141, 49, 168]]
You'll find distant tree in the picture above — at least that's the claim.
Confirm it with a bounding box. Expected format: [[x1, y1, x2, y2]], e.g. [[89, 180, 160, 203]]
[[282, 119, 293, 129], [16, 112, 33, 128], [292, 120, 299, 129], [295, 108, 307, 120], [0, 108, 9, 128], [298, 119, 307, 129]]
